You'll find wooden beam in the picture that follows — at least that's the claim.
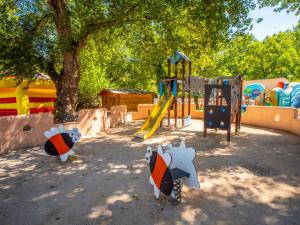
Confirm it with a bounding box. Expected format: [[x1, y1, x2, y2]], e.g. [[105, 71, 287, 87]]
[[182, 59, 185, 128]]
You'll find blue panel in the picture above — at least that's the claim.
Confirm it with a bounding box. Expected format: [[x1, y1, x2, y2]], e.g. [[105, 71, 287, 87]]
[[173, 80, 177, 97], [159, 81, 163, 96]]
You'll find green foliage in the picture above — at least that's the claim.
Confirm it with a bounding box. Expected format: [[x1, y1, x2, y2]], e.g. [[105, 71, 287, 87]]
[[259, 0, 300, 15], [1, 0, 299, 111], [77, 0, 258, 106], [207, 24, 300, 81], [78, 38, 110, 109], [0, 0, 56, 80], [0, 0, 258, 108], [78, 15, 300, 108]]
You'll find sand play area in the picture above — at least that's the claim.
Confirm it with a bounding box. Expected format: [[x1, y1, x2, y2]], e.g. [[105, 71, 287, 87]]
[[0, 120, 300, 225]]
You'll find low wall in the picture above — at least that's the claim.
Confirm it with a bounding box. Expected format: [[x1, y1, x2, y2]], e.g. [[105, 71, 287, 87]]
[[0, 112, 54, 154], [109, 105, 127, 128], [131, 103, 300, 136], [131, 103, 204, 120], [241, 106, 300, 136], [78, 108, 107, 136], [0, 105, 127, 154]]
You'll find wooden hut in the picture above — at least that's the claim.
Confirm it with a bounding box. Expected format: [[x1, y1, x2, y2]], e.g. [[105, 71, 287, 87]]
[[99, 89, 156, 111]]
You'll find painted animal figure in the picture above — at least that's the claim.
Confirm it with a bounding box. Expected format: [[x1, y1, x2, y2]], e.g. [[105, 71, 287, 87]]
[[44, 125, 81, 162], [145, 141, 200, 202], [145, 145, 176, 199], [166, 141, 200, 188]]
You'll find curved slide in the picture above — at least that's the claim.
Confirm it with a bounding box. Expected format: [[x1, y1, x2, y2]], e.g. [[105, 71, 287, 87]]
[[134, 94, 174, 139]]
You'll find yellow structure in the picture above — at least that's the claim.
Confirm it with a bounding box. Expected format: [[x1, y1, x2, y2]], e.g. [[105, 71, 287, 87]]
[[134, 94, 173, 139], [0, 77, 56, 116]]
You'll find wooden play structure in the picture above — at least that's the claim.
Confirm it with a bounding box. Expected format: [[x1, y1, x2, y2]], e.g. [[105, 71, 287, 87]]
[[135, 50, 242, 141], [135, 51, 200, 139], [99, 88, 155, 111], [203, 75, 243, 141], [161, 50, 193, 128]]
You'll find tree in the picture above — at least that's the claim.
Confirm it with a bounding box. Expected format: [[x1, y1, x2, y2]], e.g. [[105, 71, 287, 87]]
[[0, 0, 257, 122], [208, 22, 300, 81]]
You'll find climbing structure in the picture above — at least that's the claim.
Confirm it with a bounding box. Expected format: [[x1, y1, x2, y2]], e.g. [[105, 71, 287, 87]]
[[162, 50, 192, 128], [135, 51, 194, 139], [203, 75, 242, 141]]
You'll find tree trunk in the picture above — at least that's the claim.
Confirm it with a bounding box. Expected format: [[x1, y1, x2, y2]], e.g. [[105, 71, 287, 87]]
[[49, 0, 82, 123], [54, 51, 80, 123]]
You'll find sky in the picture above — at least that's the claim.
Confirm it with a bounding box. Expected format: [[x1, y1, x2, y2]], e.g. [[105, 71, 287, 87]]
[[249, 6, 299, 41]]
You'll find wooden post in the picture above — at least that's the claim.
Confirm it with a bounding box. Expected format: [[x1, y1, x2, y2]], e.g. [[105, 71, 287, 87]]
[[235, 85, 239, 133], [167, 59, 171, 126], [216, 79, 220, 106], [203, 84, 207, 137], [238, 77, 242, 131], [188, 61, 191, 116], [227, 127, 231, 142], [175, 63, 178, 128], [182, 60, 185, 128], [219, 79, 224, 105], [227, 86, 232, 142]]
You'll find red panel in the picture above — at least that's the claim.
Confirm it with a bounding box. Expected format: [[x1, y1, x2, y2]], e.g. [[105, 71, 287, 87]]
[[49, 134, 70, 156], [30, 106, 54, 114], [0, 98, 16, 104], [151, 154, 168, 189], [29, 97, 56, 103], [0, 109, 18, 116]]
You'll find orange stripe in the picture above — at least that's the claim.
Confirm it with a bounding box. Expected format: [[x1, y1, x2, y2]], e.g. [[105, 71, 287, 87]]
[[0, 88, 16, 92], [49, 134, 70, 155], [151, 154, 167, 189]]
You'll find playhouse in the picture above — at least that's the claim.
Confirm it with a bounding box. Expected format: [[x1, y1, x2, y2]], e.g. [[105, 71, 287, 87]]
[[99, 88, 155, 111]]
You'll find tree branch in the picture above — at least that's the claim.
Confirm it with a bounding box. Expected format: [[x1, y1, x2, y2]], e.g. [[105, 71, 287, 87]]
[[77, 2, 141, 46], [29, 13, 52, 37]]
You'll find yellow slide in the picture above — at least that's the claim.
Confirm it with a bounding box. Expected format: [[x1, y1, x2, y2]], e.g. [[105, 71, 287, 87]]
[[134, 94, 174, 139]]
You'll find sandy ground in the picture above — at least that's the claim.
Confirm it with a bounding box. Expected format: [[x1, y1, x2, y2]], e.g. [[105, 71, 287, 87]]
[[0, 120, 300, 225]]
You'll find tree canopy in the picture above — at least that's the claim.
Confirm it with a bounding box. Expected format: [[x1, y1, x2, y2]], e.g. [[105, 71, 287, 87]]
[[0, 0, 299, 117]]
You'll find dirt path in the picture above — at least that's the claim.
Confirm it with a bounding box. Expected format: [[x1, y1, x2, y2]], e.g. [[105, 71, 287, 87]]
[[0, 120, 300, 225]]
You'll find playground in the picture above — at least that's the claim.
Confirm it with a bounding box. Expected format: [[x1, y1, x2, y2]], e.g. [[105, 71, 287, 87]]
[[1, 1, 300, 224], [1, 120, 300, 225], [0, 50, 300, 225]]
